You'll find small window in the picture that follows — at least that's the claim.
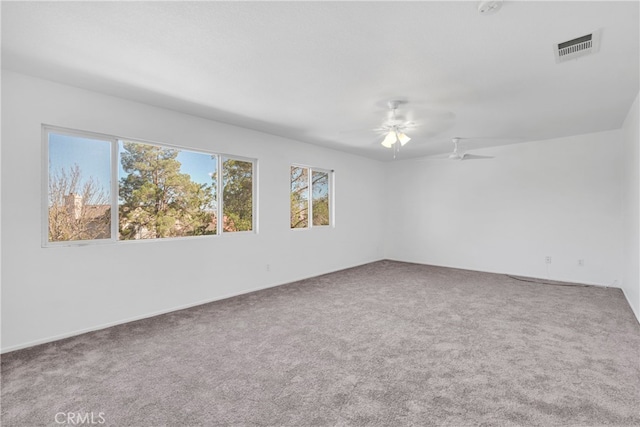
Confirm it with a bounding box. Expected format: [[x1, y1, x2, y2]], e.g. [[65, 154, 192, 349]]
[[47, 132, 113, 243], [290, 165, 332, 229]]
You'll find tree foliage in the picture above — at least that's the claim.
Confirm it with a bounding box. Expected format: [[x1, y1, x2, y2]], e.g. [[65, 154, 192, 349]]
[[118, 142, 215, 239], [311, 171, 330, 226], [222, 159, 253, 231], [48, 164, 110, 242], [290, 166, 309, 228]]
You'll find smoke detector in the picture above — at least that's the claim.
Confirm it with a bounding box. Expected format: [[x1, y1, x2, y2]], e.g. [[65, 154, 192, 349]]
[[554, 30, 601, 63], [478, 1, 502, 15]]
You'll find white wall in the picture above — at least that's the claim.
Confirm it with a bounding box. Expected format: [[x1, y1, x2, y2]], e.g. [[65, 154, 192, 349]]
[[621, 93, 640, 321], [2, 70, 637, 352], [385, 130, 625, 287], [1, 71, 386, 352]]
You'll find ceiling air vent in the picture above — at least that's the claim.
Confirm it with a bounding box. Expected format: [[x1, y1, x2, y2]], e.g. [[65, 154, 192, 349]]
[[554, 30, 601, 63]]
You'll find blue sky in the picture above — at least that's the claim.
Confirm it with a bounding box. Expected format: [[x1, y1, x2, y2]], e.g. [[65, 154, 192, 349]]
[[312, 171, 329, 199], [49, 133, 111, 190], [174, 149, 217, 186], [49, 134, 218, 194], [117, 142, 217, 187]]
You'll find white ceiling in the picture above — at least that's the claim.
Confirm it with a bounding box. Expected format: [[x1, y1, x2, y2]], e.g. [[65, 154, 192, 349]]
[[2, 1, 638, 161]]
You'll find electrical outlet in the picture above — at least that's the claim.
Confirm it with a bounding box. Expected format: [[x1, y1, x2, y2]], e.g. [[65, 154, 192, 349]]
[[578, 259, 584, 266], [266, 264, 271, 272], [545, 256, 552, 264]]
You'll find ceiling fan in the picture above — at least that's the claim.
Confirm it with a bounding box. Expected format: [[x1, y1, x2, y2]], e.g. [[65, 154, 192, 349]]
[[378, 100, 415, 149], [444, 137, 494, 161]]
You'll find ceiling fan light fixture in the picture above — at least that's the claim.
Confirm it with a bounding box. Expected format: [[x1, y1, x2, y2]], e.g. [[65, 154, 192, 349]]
[[397, 132, 411, 146], [378, 100, 414, 153], [381, 131, 396, 148]]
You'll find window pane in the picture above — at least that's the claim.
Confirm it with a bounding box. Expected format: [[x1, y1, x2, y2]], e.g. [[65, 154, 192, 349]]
[[118, 141, 217, 239], [312, 170, 330, 226], [222, 158, 253, 232], [290, 166, 309, 228], [48, 133, 111, 242]]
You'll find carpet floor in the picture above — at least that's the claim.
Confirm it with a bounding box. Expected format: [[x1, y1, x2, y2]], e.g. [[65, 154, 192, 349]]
[[2, 260, 639, 426]]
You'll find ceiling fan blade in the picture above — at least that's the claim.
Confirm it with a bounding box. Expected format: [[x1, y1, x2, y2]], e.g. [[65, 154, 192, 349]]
[[461, 153, 494, 160], [339, 128, 382, 135], [414, 154, 451, 161], [456, 136, 523, 141], [415, 152, 495, 161]]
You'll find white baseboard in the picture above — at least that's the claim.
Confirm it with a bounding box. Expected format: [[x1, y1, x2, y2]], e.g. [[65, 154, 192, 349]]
[[387, 258, 640, 323], [1, 258, 383, 354], [385, 258, 617, 288], [6, 257, 632, 354], [1, 283, 276, 354]]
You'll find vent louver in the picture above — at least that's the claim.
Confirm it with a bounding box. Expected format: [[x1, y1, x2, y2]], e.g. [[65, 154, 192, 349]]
[[554, 30, 601, 63]]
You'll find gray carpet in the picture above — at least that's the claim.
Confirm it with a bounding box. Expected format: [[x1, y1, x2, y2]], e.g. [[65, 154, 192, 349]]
[[2, 260, 639, 426]]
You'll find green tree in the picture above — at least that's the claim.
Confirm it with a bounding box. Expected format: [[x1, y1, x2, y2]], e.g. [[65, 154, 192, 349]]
[[119, 142, 215, 239], [222, 159, 253, 231]]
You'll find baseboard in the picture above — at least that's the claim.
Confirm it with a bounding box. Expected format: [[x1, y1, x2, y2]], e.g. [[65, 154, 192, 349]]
[[384, 258, 617, 288], [1, 283, 278, 354], [1, 258, 384, 354], [386, 258, 640, 322], [8, 257, 627, 354]]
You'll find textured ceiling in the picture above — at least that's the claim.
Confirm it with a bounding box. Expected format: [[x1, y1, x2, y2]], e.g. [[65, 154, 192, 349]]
[[2, 1, 639, 161]]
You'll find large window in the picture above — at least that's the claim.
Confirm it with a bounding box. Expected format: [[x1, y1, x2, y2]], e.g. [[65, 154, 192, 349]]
[[290, 165, 332, 229], [44, 127, 256, 246]]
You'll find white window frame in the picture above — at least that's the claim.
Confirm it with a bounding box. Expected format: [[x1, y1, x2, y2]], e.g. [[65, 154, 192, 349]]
[[42, 125, 258, 247], [290, 164, 334, 230]]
